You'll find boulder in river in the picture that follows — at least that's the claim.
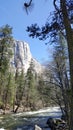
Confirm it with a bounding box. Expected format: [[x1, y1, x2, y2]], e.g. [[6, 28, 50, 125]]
[[0, 128, 5, 130], [46, 117, 56, 130], [35, 125, 42, 130], [46, 117, 68, 130]]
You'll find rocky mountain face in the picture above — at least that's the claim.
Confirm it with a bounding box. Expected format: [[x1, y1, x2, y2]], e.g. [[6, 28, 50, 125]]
[[10, 40, 43, 74]]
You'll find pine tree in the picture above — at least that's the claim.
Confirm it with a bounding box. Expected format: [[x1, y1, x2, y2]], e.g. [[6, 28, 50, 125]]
[[0, 25, 13, 112], [14, 69, 25, 113], [0, 24, 13, 73], [25, 60, 38, 110]]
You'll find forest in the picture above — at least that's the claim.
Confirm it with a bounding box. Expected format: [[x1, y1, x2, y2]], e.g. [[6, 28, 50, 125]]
[[0, 24, 59, 114], [0, 0, 73, 130]]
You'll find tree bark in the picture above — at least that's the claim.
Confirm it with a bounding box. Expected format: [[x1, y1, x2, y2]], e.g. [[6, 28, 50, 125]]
[[60, 0, 73, 129], [13, 104, 20, 113]]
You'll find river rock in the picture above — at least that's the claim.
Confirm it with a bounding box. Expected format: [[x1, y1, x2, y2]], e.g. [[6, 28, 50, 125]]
[[35, 125, 42, 130], [17, 128, 22, 130], [0, 128, 5, 130], [46, 117, 56, 130], [46, 117, 67, 130]]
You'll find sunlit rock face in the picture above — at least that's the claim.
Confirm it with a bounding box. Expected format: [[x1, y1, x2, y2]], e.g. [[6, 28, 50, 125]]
[[10, 40, 43, 74]]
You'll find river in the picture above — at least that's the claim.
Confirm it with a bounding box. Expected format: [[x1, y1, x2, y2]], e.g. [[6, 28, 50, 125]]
[[0, 107, 61, 130]]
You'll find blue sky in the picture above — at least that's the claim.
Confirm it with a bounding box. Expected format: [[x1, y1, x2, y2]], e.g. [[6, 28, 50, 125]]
[[0, 0, 54, 63]]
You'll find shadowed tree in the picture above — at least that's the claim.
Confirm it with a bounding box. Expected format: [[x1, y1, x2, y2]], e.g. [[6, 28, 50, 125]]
[[50, 35, 70, 124], [24, 0, 73, 129]]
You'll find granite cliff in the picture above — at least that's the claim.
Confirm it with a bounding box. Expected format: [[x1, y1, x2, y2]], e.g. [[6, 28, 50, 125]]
[[10, 40, 43, 74]]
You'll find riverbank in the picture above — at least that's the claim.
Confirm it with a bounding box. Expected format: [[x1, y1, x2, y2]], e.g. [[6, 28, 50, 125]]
[[0, 106, 60, 115]]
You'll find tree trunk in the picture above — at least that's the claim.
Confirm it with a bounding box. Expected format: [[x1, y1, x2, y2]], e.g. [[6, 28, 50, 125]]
[[13, 104, 20, 113], [60, 0, 73, 129]]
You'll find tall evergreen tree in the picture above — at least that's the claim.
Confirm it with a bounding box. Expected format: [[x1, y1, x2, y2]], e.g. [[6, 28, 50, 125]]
[[25, 61, 38, 110], [0, 25, 13, 112], [0, 24, 13, 73], [14, 69, 25, 113]]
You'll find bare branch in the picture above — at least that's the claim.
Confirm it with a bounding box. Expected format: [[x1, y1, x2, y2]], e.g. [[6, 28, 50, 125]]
[[24, 0, 33, 14], [53, 0, 60, 12]]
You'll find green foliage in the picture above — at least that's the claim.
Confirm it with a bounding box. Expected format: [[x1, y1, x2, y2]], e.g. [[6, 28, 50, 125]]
[[0, 24, 13, 74], [25, 1, 73, 128], [24, 60, 39, 110], [0, 25, 14, 111], [15, 69, 25, 105], [37, 75, 51, 106], [0, 23, 70, 113]]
